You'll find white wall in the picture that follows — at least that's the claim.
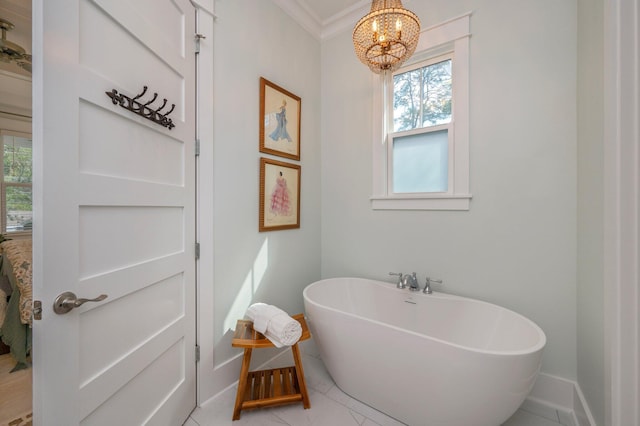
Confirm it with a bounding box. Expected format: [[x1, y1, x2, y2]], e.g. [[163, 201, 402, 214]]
[[320, 0, 578, 380], [577, 0, 605, 423], [210, 0, 321, 368]]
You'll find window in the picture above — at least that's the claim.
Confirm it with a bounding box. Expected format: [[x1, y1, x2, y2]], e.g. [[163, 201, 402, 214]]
[[1, 130, 32, 234], [371, 13, 471, 210], [391, 56, 452, 194]]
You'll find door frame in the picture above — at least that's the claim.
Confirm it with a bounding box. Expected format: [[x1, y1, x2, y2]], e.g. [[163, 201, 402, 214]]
[[191, 0, 216, 406], [603, 0, 639, 425]]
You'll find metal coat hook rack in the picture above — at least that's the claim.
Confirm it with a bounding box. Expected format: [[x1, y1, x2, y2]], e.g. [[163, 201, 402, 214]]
[[105, 86, 176, 130]]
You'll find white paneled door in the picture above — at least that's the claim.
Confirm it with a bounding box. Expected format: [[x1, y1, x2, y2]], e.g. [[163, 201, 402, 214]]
[[32, 0, 197, 424]]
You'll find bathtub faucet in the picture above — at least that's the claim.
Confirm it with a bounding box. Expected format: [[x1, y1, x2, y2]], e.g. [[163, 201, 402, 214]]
[[389, 272, 420, 291], [404, 272, 420, 291]]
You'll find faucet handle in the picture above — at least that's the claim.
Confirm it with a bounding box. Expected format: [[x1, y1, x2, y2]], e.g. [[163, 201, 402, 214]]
[[423, 277, 443, 294], [389, 272, 405, 288]]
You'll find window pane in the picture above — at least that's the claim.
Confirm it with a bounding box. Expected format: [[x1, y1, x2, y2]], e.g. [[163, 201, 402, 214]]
[[5, 185, 32, 232], [393, 59, 452, 132], [422, 59, 452, 127], [392, 130, 448, 193], [2, 134, 32, 233], [393, 68, 422, 132], [3, 135, 32, 184]]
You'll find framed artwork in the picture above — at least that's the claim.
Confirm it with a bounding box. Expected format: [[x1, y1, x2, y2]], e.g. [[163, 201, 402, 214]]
[[259, 77, 301, 161], [259, 157, 301, 232]]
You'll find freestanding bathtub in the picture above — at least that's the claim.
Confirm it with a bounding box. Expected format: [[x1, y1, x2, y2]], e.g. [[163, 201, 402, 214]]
[[303, 277, 546, 426]]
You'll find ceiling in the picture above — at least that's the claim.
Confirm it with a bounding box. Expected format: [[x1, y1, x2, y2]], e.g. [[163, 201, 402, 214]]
[[298, 0, 367, 23]]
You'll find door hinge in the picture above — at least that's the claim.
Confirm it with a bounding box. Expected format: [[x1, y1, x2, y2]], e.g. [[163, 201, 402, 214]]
[[195, 242, 200, 260], [195, 33, 206, 54], [195, 138, 200, 157], [195, 345, 200, 363], [33, 300, 42, 321]]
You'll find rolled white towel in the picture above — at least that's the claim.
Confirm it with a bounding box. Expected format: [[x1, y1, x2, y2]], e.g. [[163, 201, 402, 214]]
[[245, 303, 302, 348], [246, 303, 280, 333]]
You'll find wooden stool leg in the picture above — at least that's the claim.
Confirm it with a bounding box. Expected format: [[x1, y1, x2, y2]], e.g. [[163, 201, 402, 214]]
[[232, 348, 253, 420], [290, 343, 310, 409]]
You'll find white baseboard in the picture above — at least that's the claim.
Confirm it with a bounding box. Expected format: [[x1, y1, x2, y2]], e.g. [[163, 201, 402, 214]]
[[201, 354, 598, 426], [199, 346, 286, 406], [200, 352, 244, 403], [572, 382, 597, 426], [523, 373, 597, 426]]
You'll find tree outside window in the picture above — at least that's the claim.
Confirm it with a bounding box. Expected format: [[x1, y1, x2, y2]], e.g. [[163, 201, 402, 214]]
[[393, 59, 452, 132]]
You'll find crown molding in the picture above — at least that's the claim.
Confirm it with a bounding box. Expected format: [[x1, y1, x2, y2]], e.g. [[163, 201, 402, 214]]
[[272, 0, 370, 41], [322, 1, 370, 40], [271, 0, 323, 40]]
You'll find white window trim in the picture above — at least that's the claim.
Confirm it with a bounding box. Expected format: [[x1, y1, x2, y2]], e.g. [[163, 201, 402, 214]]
[[371, 12, 472, 211]]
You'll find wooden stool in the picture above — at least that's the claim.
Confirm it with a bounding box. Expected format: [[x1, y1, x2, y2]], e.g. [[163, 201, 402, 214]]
[[231, 313, 311, 420]]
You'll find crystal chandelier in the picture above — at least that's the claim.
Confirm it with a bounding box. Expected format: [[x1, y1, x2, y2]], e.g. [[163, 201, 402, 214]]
[[352, 0, 421, 74], [0, 18, 31, 73]]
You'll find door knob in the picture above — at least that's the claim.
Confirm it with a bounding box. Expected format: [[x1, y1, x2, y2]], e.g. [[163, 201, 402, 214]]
[[53, 292, 108, 314]]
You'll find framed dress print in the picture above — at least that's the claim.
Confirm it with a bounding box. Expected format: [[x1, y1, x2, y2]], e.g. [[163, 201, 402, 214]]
[[259, 157, 300, 232], [259, 77, 301, 161]]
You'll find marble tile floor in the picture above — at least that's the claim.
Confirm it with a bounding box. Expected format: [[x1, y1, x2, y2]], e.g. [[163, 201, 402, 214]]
[[188, 341, 572, 426]]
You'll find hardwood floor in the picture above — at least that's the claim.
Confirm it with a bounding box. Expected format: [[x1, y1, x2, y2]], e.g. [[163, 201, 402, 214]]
[[0, 354, 31, 426]]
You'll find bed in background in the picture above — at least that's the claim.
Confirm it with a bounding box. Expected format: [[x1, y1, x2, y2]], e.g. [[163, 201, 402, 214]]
[[0, 239, 32, 371]]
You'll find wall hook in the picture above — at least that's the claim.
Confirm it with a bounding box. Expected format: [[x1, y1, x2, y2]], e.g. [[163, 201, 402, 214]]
[[105, 86, 176, 130]]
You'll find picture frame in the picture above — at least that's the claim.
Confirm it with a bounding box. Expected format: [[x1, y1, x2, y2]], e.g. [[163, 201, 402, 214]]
[[259, 77, 301, 161], [259, 157, 301, 232]]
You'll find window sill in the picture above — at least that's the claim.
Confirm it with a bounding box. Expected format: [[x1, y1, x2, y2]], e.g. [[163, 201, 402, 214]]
[[370, 194, 472, 211], [3, 231, 32, 239]]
